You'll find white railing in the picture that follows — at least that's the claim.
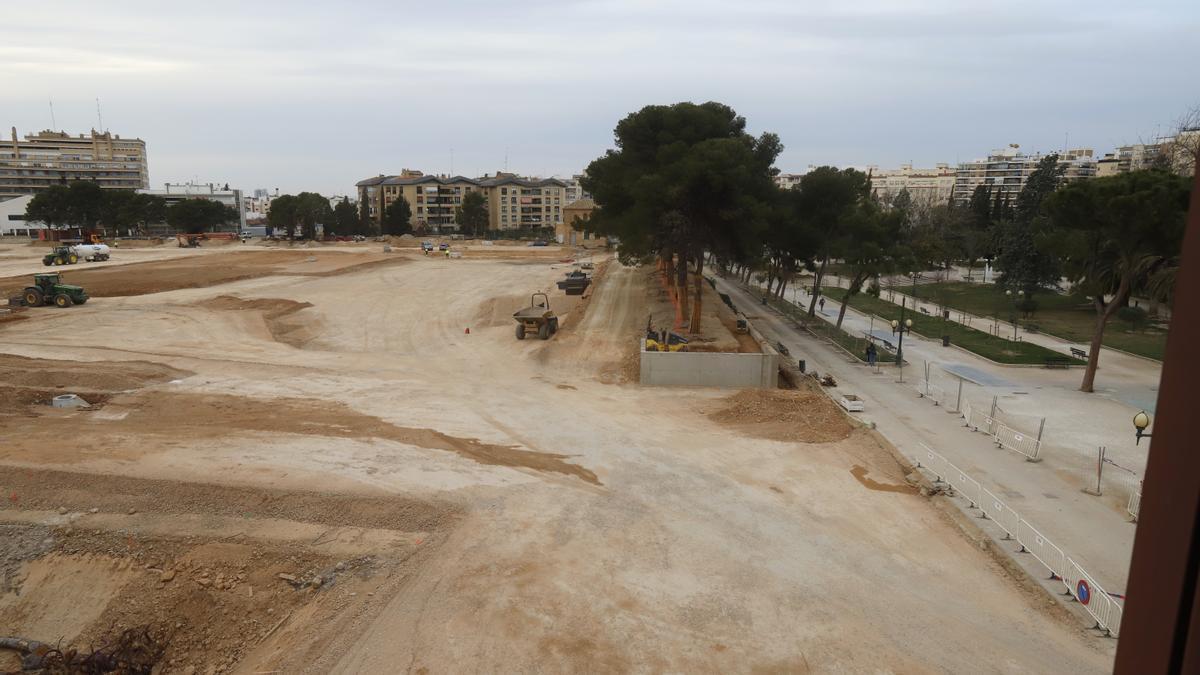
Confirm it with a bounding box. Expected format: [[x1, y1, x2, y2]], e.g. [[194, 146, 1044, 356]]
[[915, 443, 1123, 636], [993, 422, 1042, 461], [1127, 481, 1142, 521]]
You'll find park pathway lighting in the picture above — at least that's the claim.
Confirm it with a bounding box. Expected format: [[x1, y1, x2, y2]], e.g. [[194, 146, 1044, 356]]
[[1134, 411, 1153, 445], [1006, 289, 1024, 340]]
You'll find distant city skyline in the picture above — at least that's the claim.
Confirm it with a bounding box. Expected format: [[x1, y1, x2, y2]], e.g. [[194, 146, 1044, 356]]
[[3, 0, 1196, 196]]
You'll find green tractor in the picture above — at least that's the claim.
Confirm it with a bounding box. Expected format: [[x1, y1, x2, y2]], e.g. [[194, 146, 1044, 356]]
[[22, 273, 88, 308], [42, 245, 79, 266]]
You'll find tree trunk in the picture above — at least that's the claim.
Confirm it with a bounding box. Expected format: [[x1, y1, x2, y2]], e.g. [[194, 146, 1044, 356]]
[[808, 257, 828, 317], [689, 253, 703, 334], [681, 254, 691, 324], [1080, 279, 1130, 393], [836, 292, 850, 329]]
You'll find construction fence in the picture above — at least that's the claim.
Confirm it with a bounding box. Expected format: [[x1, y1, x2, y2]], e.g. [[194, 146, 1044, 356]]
[[916, 443, 1124, 637], [911, 382, 1045, 462]]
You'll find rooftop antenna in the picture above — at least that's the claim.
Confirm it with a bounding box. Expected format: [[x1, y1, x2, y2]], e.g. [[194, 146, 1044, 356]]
[[49, 98, 57, 130], [450, 147, 454, 176], [96, 97, 104, 132]]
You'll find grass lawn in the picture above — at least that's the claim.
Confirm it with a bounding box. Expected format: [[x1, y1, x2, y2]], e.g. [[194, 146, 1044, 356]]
[[902, 282, 1168, 361], [844, 292, 1084, 366], [758, 292, 897, 363]]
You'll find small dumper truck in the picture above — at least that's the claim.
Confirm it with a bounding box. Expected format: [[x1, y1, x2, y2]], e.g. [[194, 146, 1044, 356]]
[[513, 292, 559, 340], [556, 270, 591, 295]]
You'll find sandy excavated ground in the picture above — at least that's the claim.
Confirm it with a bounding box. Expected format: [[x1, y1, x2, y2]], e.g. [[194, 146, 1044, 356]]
[[0, 245, 1110, 673]]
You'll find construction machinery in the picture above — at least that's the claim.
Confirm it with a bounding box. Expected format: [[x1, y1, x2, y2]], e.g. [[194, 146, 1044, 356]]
[[42, 246, 79, 266], [513, 292, 559, 340], [645, 329, 689, 352], [556, 270, 591, 295], [22, 273, 88, 308]]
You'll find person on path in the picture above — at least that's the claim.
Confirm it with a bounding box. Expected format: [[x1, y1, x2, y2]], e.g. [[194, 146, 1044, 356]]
[[866, 343, 878, 367], [819, 297, 826, 312]]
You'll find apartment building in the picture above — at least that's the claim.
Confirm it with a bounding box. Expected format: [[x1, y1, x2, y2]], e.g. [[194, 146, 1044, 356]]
[[774, 172, 807, 190], [1096, 129, 1200, 177], [1, 128, 149, 199], [482, 174, 566, 230], [562, 174, 591, 203], [868, 163, 956, 207], [356, 170, 566, 231], [951, 145, 1096, 206]]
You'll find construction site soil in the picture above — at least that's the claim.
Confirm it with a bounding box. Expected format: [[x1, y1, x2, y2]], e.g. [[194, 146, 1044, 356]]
[[0, 245, 1111, 673]]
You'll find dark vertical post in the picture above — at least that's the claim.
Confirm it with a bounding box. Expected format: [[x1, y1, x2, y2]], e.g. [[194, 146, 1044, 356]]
[[1115, 158, 1200, 672]]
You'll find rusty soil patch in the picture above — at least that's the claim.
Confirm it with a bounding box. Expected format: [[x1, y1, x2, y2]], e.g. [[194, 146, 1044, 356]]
[[705, 388, 854, 443], [850, 465, 918, 494], [0, 468, 458, 674], [8, 392, 601, 486], [0, 250, 404, 298]]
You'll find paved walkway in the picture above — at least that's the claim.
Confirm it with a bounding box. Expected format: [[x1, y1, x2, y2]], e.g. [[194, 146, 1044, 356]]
[[798, 277, 1160, 478], [822, 275, 1164, 414], [717, 275, 1139, 598]]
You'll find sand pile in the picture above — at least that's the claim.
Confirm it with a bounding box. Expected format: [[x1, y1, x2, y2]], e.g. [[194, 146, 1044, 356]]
[[707, 388, 853, 443]]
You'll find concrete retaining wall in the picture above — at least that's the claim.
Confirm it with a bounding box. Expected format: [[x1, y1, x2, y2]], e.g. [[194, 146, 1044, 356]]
[[639, 348, 779, 388]]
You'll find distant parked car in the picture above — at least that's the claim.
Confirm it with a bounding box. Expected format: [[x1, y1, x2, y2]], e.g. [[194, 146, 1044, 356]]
[[528, 240, 549, 247], [421, 241, 434, 252], [438, 243, 450, 251]]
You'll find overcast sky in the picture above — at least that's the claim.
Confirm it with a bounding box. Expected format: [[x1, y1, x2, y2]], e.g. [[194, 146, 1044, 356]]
[[2, 0, 1197, 196]]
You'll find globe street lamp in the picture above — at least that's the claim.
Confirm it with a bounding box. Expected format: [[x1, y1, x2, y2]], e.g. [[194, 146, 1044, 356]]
[[1133, 411, 1152, 445], [1005, 289, 1024, 340]]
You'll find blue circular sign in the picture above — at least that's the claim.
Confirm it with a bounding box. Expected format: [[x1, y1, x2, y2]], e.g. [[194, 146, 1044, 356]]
[[1077, 580, 1091, 605]]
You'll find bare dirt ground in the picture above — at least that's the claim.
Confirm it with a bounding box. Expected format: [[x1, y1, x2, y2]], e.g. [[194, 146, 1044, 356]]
[[0, 247, 1110, 673]]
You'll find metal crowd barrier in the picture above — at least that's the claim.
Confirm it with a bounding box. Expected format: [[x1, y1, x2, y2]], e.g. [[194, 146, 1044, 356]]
[[1127, 482, 1142, 521], [993, 423, 1042, 461], [915, 443, 1123, 636]]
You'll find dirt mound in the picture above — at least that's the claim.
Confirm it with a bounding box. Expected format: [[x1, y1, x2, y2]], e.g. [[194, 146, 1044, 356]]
[[198, 295, 316, 346], [0, 251, 403, 298], [0, 354, 188, 417], [472, 294, 529, 328], [0, 469, 460, 674], [706, 388, 854, 443]]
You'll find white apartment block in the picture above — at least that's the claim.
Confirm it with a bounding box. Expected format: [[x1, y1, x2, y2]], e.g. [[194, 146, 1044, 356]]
[[951, 145, 1097, 206]]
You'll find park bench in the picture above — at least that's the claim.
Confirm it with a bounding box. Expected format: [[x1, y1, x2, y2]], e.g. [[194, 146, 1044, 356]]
[[1045, 356, 1071, 369], [1070, 347, 1089, 360]]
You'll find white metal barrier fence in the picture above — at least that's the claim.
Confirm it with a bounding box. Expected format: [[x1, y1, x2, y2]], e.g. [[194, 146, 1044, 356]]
[[915, 443, 1123, 636], [954, 400, 1042, 461], [1127, 481, 1142, 521], [914, 379, 947, 407]]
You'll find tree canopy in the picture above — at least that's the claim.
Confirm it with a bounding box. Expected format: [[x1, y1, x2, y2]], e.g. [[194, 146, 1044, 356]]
[[1042, 169, 1191, 391], [26, 182, 166, 234], [165, 197, 239, 234], [455, 191, 488, 237], [582, 101, 781, 331], [382, 196, 412, 236]]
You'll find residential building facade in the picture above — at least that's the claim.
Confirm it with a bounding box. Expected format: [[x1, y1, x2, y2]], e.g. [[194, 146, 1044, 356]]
[[868, 163, 956, 207], [1, 128, 149, 199], [774, 172, 807, 190], [356, 170, 566, 231], [562, 174, 591, 203], [951, 145, 1096, 206]]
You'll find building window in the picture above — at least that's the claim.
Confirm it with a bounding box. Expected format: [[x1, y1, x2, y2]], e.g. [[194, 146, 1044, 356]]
[[501, 188, 507, 195]]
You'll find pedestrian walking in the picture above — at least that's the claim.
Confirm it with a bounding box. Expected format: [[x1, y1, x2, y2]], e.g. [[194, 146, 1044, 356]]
[[819, 297, 826, 312], [866, 343, 877, 367]]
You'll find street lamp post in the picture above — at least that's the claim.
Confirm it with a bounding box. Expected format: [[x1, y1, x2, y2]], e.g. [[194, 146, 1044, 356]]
[[1134, 411, 1153, 445], [1005, 289, 1024, 340], [891, 298, 913, 383]]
